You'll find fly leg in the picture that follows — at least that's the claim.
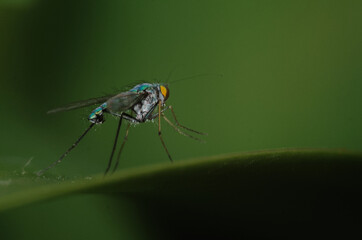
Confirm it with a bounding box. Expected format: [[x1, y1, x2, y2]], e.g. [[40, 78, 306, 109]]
[[104, 117, 123, 175], [112, 123, 131, 173], [158, 101, 173, 162], [149, 106, 169, 120], [109, 112, 140, 124], [161, 114, 205, 143], [151, 105, 205, 142], [168, 106, 207, 135], [37, 123, 95, 176], [105, 112, 141, 175]]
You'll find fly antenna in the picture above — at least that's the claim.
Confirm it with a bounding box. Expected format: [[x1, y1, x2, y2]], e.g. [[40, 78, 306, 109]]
[[165, 66, 180, 84]]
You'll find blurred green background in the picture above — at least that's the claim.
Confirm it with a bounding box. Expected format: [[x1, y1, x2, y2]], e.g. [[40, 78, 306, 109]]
[[0, 0, 361, 239]]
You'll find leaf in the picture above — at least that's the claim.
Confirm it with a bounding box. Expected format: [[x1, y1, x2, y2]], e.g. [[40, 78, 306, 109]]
[[0, 148, 361, 214]]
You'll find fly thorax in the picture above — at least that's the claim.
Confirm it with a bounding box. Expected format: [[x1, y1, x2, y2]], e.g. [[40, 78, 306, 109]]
[[132, 103, 142, 119], [133, 90, 158, 121]]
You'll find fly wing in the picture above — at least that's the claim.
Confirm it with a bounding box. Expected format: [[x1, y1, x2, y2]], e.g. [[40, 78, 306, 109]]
[[47, 95, 114, 114], [107, 91, 147, 113]]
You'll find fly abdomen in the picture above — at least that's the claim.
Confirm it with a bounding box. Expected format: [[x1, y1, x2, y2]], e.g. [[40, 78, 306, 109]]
[[88, 103, 107, 124]]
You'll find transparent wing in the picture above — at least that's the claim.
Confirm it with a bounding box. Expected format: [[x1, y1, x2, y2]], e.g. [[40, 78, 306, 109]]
[[47, 95, 115, 114], [107, 91, 147, 113]]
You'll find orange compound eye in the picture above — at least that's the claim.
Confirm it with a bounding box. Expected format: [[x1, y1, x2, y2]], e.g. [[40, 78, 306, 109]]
[[160, 85, 169, 101]]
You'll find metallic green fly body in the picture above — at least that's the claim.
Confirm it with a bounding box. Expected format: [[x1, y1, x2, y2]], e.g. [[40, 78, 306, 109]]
[[37, 82, 206, 176]]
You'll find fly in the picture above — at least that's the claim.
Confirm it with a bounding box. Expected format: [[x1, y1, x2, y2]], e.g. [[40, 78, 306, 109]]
[[37, 82, 206, 176]]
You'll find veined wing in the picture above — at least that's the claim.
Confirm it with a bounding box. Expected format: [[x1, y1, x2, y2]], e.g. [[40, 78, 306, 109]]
[[107, 91, 147, 113], [47, 95, 115, 114]]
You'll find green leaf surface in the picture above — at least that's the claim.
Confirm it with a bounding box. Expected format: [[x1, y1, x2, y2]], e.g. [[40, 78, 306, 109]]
[[0, 148, 361, 214]]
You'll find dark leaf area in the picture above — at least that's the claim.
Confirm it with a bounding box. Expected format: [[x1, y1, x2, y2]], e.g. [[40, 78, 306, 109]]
[[1, 149, 362, 238]]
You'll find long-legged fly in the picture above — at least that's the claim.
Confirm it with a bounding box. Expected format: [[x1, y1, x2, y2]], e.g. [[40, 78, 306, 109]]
[[37, 81, 207, 176]]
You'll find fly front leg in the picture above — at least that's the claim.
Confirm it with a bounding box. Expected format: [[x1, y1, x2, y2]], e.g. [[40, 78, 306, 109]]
[[150, 106, 169, 120], [168, 106, 207, 135], [157, 101, 173, 162], [162, 114, 205, 143]]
